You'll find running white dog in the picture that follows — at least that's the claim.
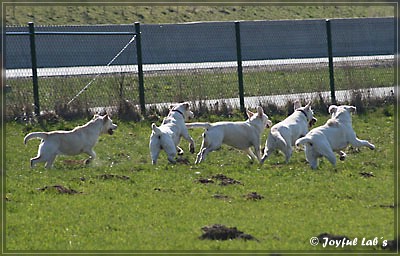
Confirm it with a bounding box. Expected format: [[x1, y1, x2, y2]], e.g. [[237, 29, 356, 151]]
[[186, 106, 272, 164], [24, 114, 118, 168], [295, 105, 375, 169], [261, 100, 317, 164], [149, 102, 195, 164]]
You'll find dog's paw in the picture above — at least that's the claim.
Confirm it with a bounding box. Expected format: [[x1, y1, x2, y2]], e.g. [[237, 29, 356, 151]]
[[369, 144, 375, 150], [190, 145, 195, 154]]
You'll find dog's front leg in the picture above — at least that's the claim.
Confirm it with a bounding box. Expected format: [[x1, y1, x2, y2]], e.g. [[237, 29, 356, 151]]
[[304, 145, 319, 169], [182, 131, 195, 154]]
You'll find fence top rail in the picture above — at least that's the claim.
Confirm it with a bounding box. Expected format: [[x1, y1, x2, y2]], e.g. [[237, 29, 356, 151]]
[[6, 31, 138, 36]]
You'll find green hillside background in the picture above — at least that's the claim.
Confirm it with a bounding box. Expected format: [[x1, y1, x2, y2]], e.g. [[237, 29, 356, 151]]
[[5, 4, 395, 26]]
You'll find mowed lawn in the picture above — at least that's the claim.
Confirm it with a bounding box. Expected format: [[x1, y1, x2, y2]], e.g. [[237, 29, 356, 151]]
[[4, 105, 396, 252]]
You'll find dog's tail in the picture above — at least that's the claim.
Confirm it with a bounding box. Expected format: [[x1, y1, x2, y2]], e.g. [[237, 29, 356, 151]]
[[24, 132, 48, 144], [270, 130, 287, 149], [295, 136, 312, 147], [151, 123, 163, 136], [186, 122, 211, 129]]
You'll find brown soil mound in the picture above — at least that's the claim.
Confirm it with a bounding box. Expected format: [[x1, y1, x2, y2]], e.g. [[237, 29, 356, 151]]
[[38, 185, 80, 194], [199, 224, 258, 241]]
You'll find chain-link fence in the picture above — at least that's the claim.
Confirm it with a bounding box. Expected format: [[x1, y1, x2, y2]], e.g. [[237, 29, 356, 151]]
[[5, 17, 395, 121]]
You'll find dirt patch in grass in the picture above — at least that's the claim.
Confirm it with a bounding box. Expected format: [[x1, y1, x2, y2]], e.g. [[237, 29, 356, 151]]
[[63, 159, 86, 166], [196, 174, 242, 186], [359, 172, 375, 178], [199, 224, 259, 241], [97, 174, 130, 180], [196, 178, 215, 184], [212, 174, 242, 186], [244, 192, 264, 200], [176, 157, 191, 165], [213, 194, 230, 200], [37, 185, 81, 194]]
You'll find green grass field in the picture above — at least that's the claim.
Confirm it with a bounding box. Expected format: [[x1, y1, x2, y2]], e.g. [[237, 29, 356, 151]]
[[4, 105, 396, 252]]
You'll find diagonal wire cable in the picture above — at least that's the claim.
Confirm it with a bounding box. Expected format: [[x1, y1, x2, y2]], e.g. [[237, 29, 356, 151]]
[[67, 34, 137, 105]]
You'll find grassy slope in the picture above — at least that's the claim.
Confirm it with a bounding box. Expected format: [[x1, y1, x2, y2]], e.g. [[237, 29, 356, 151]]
[[5, 5, 395, 26], [5, 106, 395, 251]]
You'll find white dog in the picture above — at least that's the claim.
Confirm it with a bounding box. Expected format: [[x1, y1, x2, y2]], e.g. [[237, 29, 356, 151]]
[[24, 114, 118, 168], [295, 105, 375, 169], [261, 100, 317, 164], [149, 102, 195, 164], [186, 106, 272, 164]]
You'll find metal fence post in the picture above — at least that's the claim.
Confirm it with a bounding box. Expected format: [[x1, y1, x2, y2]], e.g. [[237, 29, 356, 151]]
[[28, 22, 40, 116], [326, 19, 336, 104], [135, 22, 145, 115], [235, 21, 245, 116]]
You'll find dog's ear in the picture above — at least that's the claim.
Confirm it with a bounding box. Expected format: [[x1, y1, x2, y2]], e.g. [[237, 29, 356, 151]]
[[246, 108, 254, 119], [304, 101, 312, 110], [328, 105, 338, 115], [103, 114, 109, 122], [257, 106, 264, 117], [183, 102, 190, 110], [293, 100, 301, 110], [346, 106, 357, 113]]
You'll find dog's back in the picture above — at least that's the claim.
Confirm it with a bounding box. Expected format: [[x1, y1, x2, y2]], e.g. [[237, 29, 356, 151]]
[[207, 121, 258, 149]]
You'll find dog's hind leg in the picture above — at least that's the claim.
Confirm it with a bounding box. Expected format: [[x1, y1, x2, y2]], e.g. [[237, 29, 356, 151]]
[[349, 137, 375, 150], [338, 151, 347, 161], [196, 147, 214, 164], [44, 154, 57, 169], [84, 149, 96, 165], [261, 147, 273, 164], [284, 146, 293, 163], [245, 148, 258, 163], [176, 146, 185, 155], [30, 156, 42, 168]]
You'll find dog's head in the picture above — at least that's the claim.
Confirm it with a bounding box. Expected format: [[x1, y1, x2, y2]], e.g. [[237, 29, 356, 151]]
[[295, 101, 317, 127], [246, 106, 272, 129], [170, 102, 194, 121], [150, 123, 177, 163], [328, 105, 356, 123], [96, 114, 117, 135]]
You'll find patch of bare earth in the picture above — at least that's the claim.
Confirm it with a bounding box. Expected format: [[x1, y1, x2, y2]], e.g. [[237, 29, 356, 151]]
[[199, 224, 259, 241], [37, 185, 81, 194]]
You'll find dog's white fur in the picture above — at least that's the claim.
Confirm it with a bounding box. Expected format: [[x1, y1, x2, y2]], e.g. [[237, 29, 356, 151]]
[[24, 114, 118, 168], [149, 102, 195, 164], [261, 100, 317, 164], [295, 105, 375, 169], [186, 106, 272, 164]]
